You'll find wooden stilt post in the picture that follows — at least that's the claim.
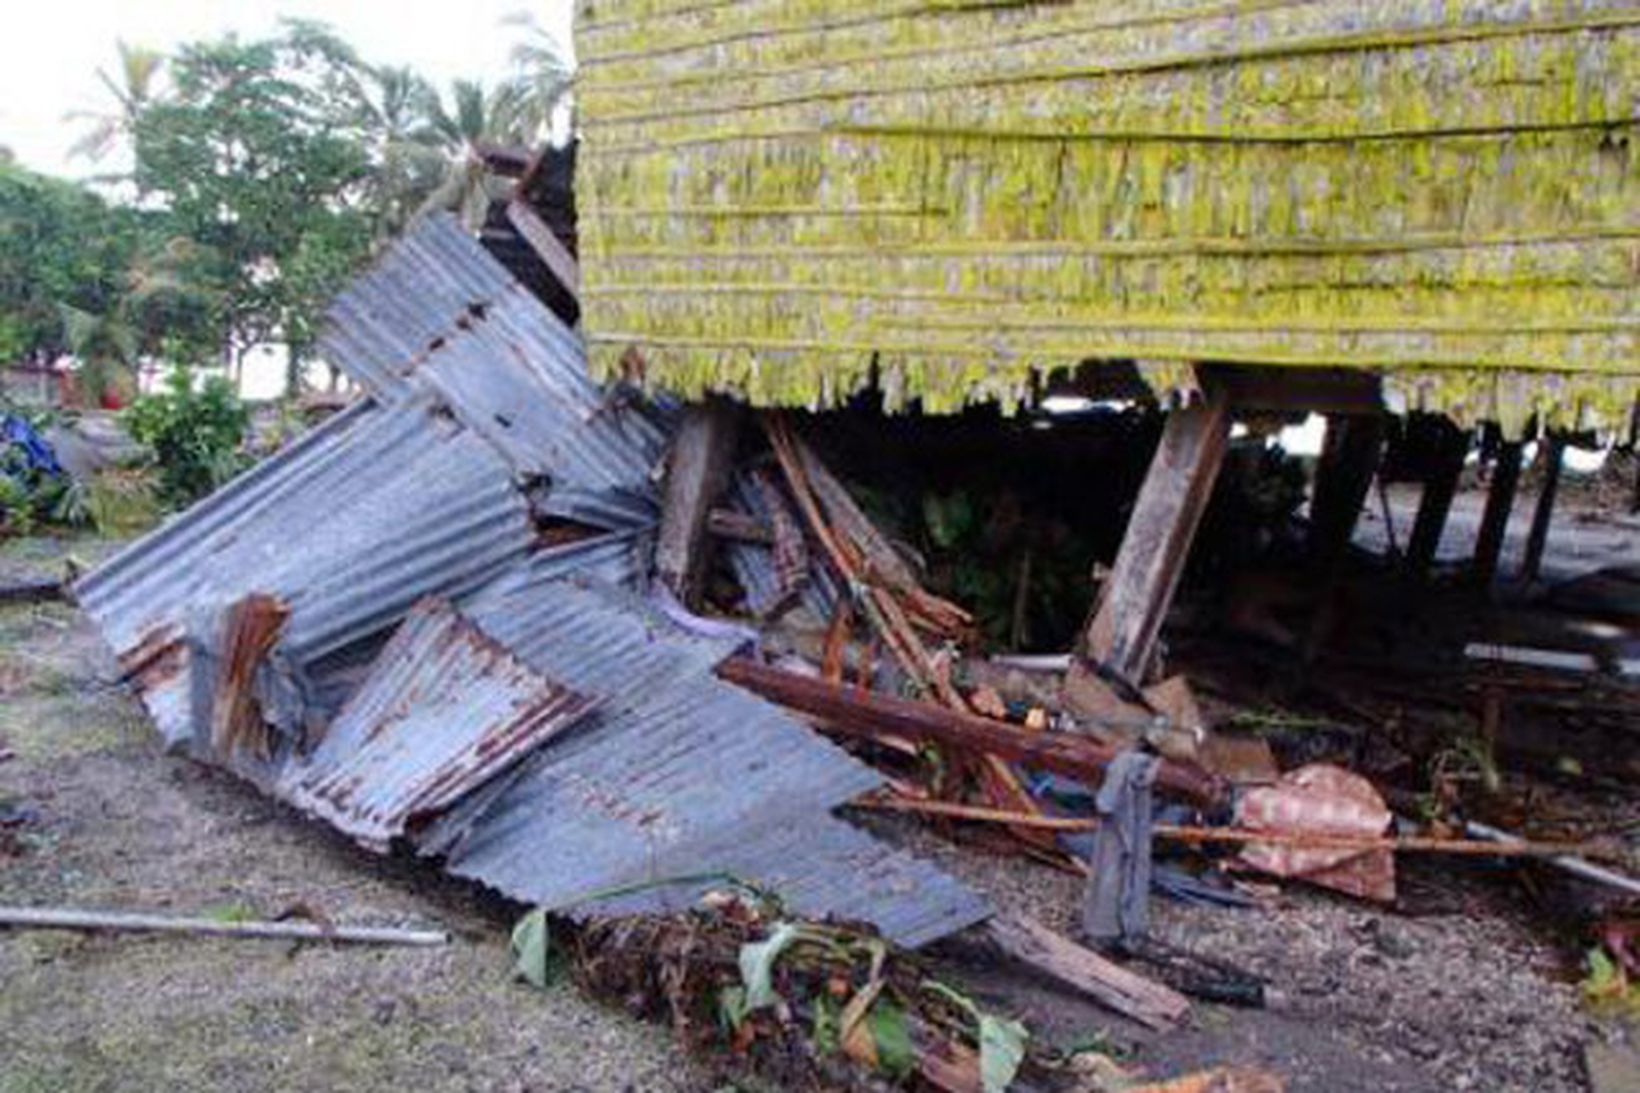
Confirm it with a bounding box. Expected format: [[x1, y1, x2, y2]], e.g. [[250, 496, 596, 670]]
[[1471, 435, 1523, 588], [1080, 389, 1232, 686], [1309, 414, 1385, 566], [1405, 421, 1470, 578], [1520, 434, 1564, 584], [655, 397, 741, 606]]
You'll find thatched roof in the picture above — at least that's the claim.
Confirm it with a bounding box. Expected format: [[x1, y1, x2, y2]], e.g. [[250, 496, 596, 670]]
[[575, 1, 1639, 431]]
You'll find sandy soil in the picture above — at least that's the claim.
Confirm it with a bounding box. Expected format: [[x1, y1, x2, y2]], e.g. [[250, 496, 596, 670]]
[[0, 535, 693, 1093]]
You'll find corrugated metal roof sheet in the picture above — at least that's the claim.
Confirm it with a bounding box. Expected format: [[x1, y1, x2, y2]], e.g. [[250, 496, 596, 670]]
[[418, 574, 989, 948], [278, 598, 599, 851], [321, 214, 672, 518], [74, 397, 538, 748]]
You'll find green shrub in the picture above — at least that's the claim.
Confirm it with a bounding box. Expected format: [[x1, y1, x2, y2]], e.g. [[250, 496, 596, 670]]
[[124, 366, 249, 507]]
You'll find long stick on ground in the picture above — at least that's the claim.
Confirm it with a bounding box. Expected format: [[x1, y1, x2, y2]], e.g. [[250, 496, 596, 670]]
[[0, 906, 450, 946], [853, 795, 1612, 859]]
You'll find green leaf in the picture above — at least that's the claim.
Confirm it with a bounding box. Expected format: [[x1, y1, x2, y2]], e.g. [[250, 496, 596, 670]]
[[738, 921, 802, 1011], [810, 992, 839, 1054], [865, 998, 916, 1080], [718, 985, 750, 1032], [977, 1013, 1028, 1093], [510, 908, 561, 990], [923, 981, 1029, 1092]]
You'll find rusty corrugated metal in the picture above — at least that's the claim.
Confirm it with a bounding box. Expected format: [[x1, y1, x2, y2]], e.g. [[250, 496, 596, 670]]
[[278, 598, 599, 851], [418, 574, 990, 948], [74, 397, 538, 748], [321, 214, 672, 523]]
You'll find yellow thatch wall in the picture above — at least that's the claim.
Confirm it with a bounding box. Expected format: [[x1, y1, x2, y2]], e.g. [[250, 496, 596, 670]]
[[575, 0, 1640, 432]]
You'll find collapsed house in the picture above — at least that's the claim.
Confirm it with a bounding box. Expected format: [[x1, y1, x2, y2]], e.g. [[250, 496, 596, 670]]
[[73, 0, 1640, 1023]]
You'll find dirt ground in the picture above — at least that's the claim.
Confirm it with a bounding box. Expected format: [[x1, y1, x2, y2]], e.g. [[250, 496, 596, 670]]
[[3, 528, 1637, 1092], [0, 534, 694, 1093]]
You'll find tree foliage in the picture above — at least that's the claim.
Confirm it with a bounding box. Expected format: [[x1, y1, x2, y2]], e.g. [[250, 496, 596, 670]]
[[130, 26, 376, 381], [6, 16, 577, 398], [124, 366, 249, 506]]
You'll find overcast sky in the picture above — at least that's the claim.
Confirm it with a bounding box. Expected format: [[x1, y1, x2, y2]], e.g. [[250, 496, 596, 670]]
[[0, 0, 575, 178]]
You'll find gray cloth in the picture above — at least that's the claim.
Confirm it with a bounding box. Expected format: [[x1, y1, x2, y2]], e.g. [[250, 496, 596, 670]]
[[1081, 749, 1160, 944]]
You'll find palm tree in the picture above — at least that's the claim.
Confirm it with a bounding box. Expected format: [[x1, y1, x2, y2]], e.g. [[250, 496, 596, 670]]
[[503, 10, 576, 140], [347, 65, 449, 234], [418, 79, 538, 228], [67, 41, 165, 163]]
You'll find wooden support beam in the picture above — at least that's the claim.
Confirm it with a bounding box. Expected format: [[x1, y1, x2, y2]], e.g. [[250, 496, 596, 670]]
[[505, 198, 579, 299], [1472, 437, 1523, 587], [1404, 421, 1470, 577], [655, 398, 741, 606], [1308, 414, 1385, 565], [1082, 390, 1232, 686], [717, 657, 1225, 805], [1520, 434, 1565, 583]]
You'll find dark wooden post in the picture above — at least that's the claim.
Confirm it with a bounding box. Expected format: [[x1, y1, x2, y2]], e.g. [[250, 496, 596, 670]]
[[1309, 414, 1385, 565], [1405, 421, 1470, 577], [1471, 435, 1523, 587], [655, 398, 741, 606], [1081, 390, 1232, 686], [1520, 434, 1564, 583]]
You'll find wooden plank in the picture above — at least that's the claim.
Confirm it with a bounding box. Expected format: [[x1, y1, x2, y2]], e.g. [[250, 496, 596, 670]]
[[1521, 434, 1565, 583], [1472, 437, 1523, 587], [717, 657, 1224, 804], [1308, 413, 1385, 565], [505, 198, 580, 298], [654, 399, 741, 605], [1083, 390, 1232, 685], [984, 912, 1189, 1030], [1404, 421, 1470, 577]]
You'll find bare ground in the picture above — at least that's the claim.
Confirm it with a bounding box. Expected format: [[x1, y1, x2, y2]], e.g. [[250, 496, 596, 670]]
[[0, 535, 693, 1093]]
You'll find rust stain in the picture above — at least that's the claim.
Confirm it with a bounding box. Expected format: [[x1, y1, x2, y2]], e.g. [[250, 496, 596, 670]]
[[118, 624, 188, 692], [210, 593, 291, 760]]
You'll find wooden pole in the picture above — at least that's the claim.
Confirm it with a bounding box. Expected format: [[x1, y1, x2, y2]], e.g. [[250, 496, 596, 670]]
[[1308, 414, 1385, 565], [1520, 434, 1564, 583], [851, 795, 1608, 858], [717, 657, 1224, 804], [1082, 389, 1232, 685], [1405, 420, 1470, 577], [1472, 437, 1523, 588], [654, 398, 741, 606]]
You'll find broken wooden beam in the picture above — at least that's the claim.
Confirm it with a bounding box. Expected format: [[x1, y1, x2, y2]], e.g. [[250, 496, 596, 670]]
[[1082, 389, 1232, 686], [655, 398, 741, 606], [717, 657, 1224, 804], [1472, 437, 1523, 587], [505, 197, 579, 299], [1520, 434, 1564, 583], [706, 507, 773, 545], [1405, 420, 1470, 577], [984, 911, 1190, 1030]]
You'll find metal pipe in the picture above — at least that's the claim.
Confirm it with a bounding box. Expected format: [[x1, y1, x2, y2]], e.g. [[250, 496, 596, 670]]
[[1465, 821, 1640, 898], [0, 906, 450, 946]]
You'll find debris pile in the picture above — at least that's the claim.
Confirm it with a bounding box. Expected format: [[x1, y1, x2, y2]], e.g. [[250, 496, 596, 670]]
[[71, 215, 989, 947], [511, 892, 1041, 1092], [69, 208, 1640, 1089]]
